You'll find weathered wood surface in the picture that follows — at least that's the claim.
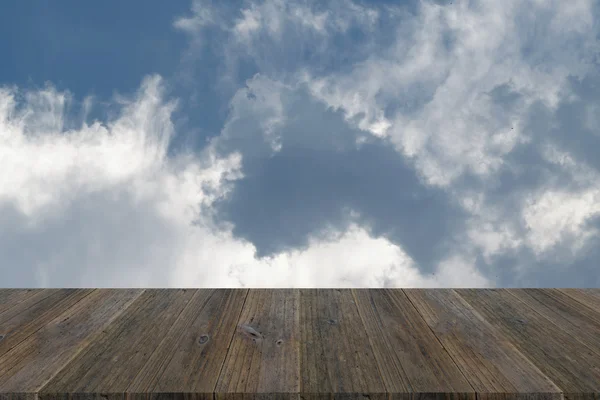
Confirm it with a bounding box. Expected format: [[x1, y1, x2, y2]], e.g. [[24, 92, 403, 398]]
[[455, 289, 600, 399], [0, 289, 598, 400]]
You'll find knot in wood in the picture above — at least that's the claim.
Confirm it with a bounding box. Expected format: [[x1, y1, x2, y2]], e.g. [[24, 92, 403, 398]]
[[0, 334, 4, 341], [198, 334, 209, 344], [240, 324, 263, 340], [276, 339, 283, 346], [327, 319, 337, 325]]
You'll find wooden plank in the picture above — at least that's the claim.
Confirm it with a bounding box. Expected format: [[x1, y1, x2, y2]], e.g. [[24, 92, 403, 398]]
[[40, 289, 195, 394], [0, 290, 38, 316], [456, 289, 600, 396], [0, 290, 94, 359], [506, 289, 600, 357], [0, 288, 596, 399], [298, 289, 386, 400], [214, 289, 300, 400], [127, 289, 248, 396], [0, 289, 143, 392], [404, 289, 561, 400], [557, 289, 600, 316], [352, 289, 475, 398]]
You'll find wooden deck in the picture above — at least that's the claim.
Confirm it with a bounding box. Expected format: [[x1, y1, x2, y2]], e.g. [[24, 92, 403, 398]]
[[0, 289, 599, 400]]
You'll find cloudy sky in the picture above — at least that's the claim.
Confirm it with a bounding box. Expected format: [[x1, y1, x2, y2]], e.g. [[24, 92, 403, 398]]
[[1, 0, 599, 288]]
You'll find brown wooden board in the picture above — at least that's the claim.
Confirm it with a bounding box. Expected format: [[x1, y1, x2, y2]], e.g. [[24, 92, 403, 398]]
[[557, 289, 600, 316], [0, 289, 94, 359], [298, 289, 386, 400], [352, 289, 475, 399], [506, 289, 600, 358], [0, 289, 143, 393], [128, 289, 248, 397], [0, 290, 38, 316], [0, 289, 598, 400], [404, 289, 561, 400], [40, 289, 195, 395], [456, 289, 600, 397], [214, 289, 300, 400]]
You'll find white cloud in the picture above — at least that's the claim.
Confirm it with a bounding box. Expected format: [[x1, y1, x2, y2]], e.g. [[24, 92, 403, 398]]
[[1, 76, 489, 287], [234, 8, 263, 40], [180, 220, 491, 288], [227, 0, 377, 42], [457, 142, 600, 263], [0, 76, 176, 217], [171, 0, 600, 278], [523, 188, 600, 256], [5, 0, 597, 287], [303, 0, 597, 187], [230, 0, 331, 41], [173, 0, 219, 34], [296, 0, 600, 264]]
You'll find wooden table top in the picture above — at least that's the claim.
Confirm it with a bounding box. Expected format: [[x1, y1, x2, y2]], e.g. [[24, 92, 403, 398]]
[[0, 289, 599, 400]]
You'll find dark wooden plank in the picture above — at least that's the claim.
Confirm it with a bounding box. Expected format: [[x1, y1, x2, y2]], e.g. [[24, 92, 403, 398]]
[[352, 289, 475, 398], [404, 289, 561, 400], [40, 289, 195, 394], [0, 289, 143, 392], [456, 289, 600, 396], [127, 289, 248, 395], [0, 290, 94, 359], [0, 290, 38, 316], [557, 289, 600, 316], [506, 289, 600, 357], [214, 289, 300, 400], [298, 289, 386, 400]]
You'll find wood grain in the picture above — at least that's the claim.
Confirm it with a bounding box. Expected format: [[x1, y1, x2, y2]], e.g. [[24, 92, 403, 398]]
[[299, 289, 386, 400], [506, 289, 600, 357], [0, 289, 597, 400], [456, 289, 600, 396], [40, 289, 195, 394], [404, 289, 561, 400], [128, 289, 248, 396], [557, 289, 600, 317], [0, 290, 38, 316], [215, 289, 300, 400], [352, 289, 475, 399], [0, 289, 143, 392], [0, 290, 94, 359]]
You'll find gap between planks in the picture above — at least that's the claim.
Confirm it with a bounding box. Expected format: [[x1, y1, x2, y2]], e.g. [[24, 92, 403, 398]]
[[1, 290, 599, 398]]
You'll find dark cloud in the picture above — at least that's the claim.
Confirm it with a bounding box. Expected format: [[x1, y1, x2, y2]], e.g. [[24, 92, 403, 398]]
[[478, 235, 600, 288], [214, 140, 468, 274], [453, 76, 600, 287], [545, 74, 600, 173]]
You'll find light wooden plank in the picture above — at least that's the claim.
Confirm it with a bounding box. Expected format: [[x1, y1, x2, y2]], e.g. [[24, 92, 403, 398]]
[[40, 289, 195, 394], [352, 289, 475, 399], [404, 289, 561, 400], [298, 289, 386, 400], [506, 289, 600, 357], [127, 289, 248, 396], [0, 289, 143, 392], [41, 289, 197, 394], [456, 289, 600, 396], [0, 290, 38, 317], [557, 289, 600, 316], [0, 290, 94, 359], [214, 289, 300, 400]]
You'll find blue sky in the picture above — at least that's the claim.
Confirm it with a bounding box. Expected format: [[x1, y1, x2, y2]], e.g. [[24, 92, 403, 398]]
[[1, 0, 599, 287]]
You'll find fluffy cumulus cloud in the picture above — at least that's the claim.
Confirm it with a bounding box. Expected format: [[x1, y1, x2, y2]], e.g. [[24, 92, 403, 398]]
[[172, 0, 600, 287], [2, 0, 599, 287], [1, 75, 484, 287]]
